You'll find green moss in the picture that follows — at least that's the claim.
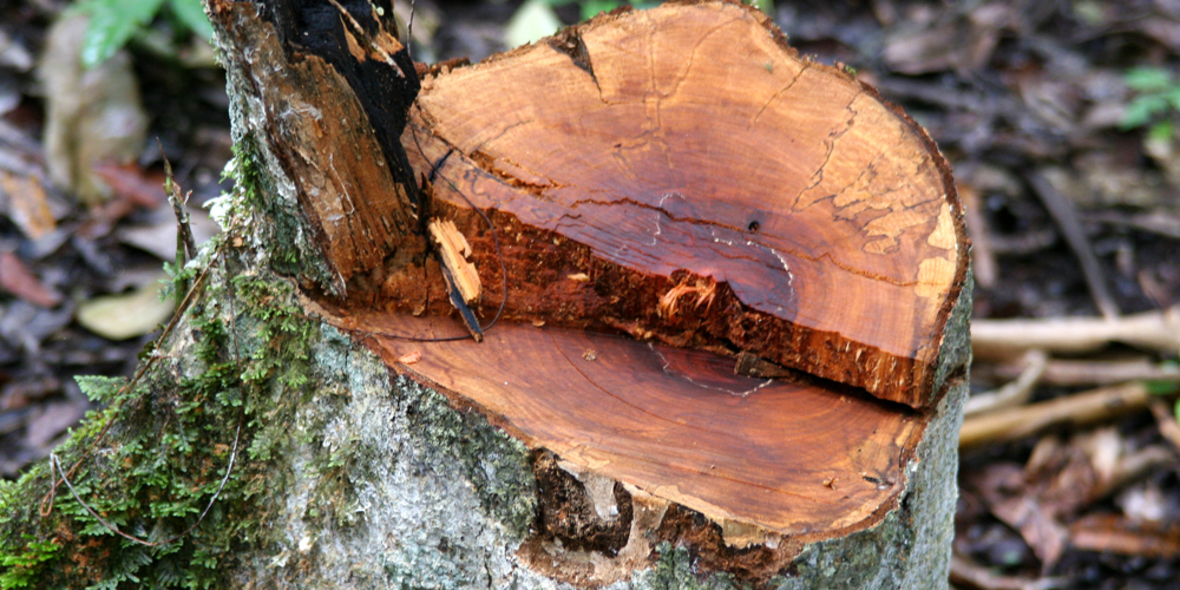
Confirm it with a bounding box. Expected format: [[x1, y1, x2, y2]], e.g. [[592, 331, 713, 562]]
[[0, 244, 321, 588], [0, 533, 60, 589]]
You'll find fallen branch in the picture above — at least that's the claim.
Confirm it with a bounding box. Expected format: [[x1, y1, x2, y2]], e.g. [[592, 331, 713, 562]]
[[972, 306, 1180, 360], [1026, 169, 1119, 321], [978, 355, 1180, 387], [964, 349, 1047, 417], [960, 382, 1153, 448]]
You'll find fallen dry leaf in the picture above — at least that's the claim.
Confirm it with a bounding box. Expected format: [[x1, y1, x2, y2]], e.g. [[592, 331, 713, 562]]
[[0, 251, 61, 307], [76, 271, 174, 340], [0, 170, 57, 239], [1070, 513, 1180, 559], [38, 12, 148, 204]]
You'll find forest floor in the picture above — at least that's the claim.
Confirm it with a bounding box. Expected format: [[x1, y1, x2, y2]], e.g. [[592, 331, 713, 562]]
[[1, 1, 1178, 588]]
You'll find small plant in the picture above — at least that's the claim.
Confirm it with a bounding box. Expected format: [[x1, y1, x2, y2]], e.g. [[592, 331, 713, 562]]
[[71, 0, 214, 68], [1121, 66, 1180, 142], [1147, 360, 1180, 423]]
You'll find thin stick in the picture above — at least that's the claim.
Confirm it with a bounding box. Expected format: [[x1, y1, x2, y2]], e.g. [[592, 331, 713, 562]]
[[949, 553, 1067, 590], [960, 381, 1152, 448], [407, 0, 415, 60], [979, 356, 1180, 387], [1149, 399, 1180, 453], [1026, 170, 1119, 320], [960, 184, 997, 289], [972, 305, 1180, 361], [160, 140, 197, 260], [964, 349, 1047, 417]]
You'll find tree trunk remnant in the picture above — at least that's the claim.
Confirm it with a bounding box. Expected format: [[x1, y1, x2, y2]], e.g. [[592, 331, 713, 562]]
[[0, 1, 970, 588]]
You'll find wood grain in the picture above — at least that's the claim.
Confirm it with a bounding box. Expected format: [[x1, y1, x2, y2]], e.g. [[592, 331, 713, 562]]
[[372, 0, 968, 407], [315, 303, 923, 535]]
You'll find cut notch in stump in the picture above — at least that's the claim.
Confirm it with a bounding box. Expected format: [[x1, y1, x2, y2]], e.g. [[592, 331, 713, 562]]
[[211, 0, 971, 586]]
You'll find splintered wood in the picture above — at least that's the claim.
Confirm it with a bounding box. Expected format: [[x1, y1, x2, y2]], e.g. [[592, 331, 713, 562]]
[[428, 218, 480, 304], [380, 0, 968, 409]]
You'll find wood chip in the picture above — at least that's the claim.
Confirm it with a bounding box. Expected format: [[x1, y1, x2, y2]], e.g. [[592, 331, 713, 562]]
[[427, 218, 480, 304]]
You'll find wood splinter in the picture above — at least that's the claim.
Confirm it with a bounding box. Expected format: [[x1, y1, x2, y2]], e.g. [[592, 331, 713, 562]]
[[428, 218, 483, 340]]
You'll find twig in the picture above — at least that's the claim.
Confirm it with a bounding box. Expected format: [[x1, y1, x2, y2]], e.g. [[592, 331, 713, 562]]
[[160, 141, 198, 260], [989, 228, 1057, 255], [960, 184, 997, 289], [972, 306, 1180, 361], [949, 553, 1067, 590], [1149, 399, 1180, 453], [1083, 209, 1180, 240], [1069, 517, 1180, 559], [979, 356, 1180, 387], [1025, 169, 1119, 321], [960, 382, 1152, 448], [965, 349, 1047, 417]]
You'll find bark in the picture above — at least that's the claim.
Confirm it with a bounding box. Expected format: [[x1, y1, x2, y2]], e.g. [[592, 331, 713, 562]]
[[0, 1, 970, 588]]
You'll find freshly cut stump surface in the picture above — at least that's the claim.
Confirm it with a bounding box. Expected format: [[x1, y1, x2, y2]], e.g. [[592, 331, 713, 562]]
[[374, 0, 967, 410], [319, 308, 924, 538]]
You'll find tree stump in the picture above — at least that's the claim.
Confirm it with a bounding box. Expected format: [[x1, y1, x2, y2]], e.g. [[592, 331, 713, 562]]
[[0, 1, 969, 588], [216, 0, 971, 586]]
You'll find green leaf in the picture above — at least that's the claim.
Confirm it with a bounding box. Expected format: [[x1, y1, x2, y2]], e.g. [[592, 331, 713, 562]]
[[1146, 379, 1180, 396], [753, 0, 775, 18], [77, 0, 166, 68], [167, 0, 214, 40], [1121, 94, 1170, 130], [581, 0, 623, 20], [1125, 67, 1175, 92], [1149, 120, 1175, 143]]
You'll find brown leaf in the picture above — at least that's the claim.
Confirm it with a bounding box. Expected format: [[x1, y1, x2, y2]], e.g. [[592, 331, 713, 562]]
[[1070, 513, 1180, 559], [91, 162, 167, 211], [0, 170, 56, 239], [0, 251, 62, 308], [974, 461, 1071, 569]]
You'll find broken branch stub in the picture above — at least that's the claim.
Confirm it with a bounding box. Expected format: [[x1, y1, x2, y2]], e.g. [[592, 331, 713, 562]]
[[373, 0, 969, 409]]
